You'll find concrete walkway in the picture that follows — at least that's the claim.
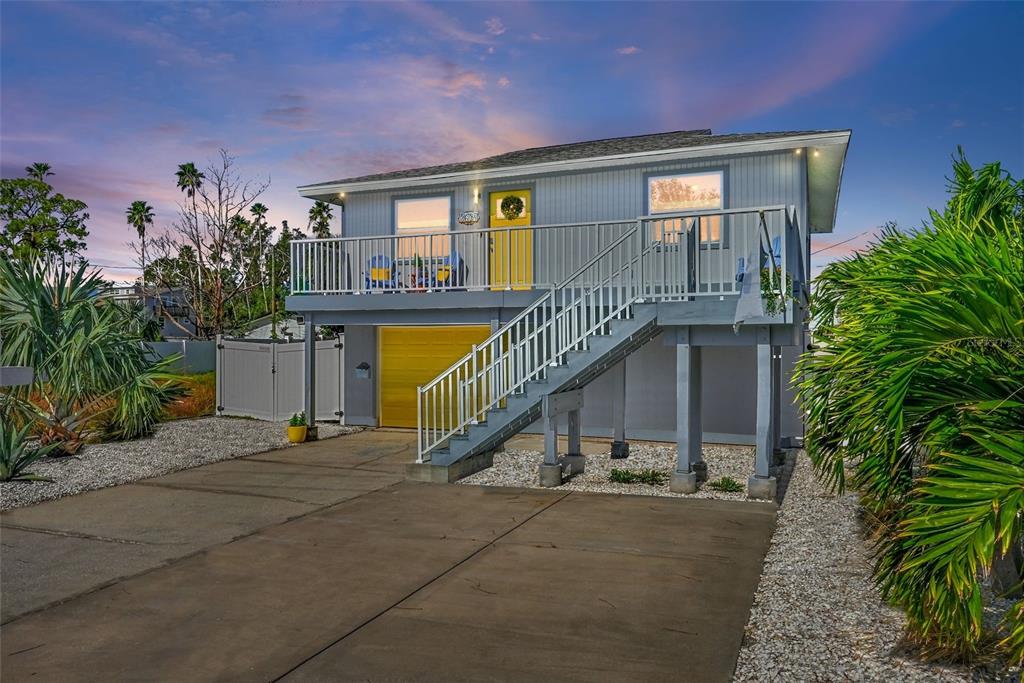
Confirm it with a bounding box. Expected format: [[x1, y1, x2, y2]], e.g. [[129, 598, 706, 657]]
[[1, 430, 776, 682]]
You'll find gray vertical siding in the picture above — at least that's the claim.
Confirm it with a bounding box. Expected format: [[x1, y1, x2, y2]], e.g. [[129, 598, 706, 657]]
[[341, 150, 805, 236], [342, 325, 377, 426], [522, 338, 803, 445]]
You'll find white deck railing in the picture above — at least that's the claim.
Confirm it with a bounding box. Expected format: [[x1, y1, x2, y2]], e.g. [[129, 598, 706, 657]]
[[414, 205, 799, 462], [289, 220, 635, 295], [290, 206, 798, 302]]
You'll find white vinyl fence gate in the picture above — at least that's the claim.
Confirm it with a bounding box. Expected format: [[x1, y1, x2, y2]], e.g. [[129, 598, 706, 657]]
[[215, 336, 344, 422]]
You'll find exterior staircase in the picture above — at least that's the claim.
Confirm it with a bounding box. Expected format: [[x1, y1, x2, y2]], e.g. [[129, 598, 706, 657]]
[[429, 305, 660, 466], [416, 205, 798, 468], [417, 225, 658, 466]]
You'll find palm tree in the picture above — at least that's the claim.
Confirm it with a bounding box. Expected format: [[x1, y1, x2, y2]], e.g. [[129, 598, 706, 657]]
[[797, 154, 1023, 664], [250, 203, 270, 310], [175, 162, 205, 326], [126, 201, 155, 294], [307, 201, 334, 238], [25, 162, 53, 182]]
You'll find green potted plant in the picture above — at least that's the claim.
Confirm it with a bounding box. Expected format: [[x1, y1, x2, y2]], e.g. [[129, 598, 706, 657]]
[[287, 411, 307, 443]]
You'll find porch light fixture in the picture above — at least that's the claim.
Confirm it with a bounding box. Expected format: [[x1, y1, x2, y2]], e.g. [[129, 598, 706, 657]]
[[794, 148, 802, 155], [813, 150, 820, 157], [473, 188, 480, 203]]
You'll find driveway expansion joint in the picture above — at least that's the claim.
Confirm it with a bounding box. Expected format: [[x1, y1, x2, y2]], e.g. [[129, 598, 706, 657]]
[[0, 524, 160, 547], [268, 489, 572, 682], [130, 480, 325, 506]]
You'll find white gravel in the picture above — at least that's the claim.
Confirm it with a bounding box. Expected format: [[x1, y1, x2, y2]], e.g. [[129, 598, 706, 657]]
[[734, 452, 1018, 682], [458, 441, 781, 503], [0, 417, 362, 511]]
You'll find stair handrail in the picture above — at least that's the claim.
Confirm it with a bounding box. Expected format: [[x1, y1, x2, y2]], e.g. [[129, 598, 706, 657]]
[[417, 221, 647, 462]]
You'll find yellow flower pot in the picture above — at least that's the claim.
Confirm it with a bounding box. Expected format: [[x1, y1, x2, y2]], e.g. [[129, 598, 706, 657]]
[[287, 425, 307, 444]]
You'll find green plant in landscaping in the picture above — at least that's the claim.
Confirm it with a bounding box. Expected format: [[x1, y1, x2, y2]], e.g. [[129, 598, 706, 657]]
[[796, 152, 1023, 665], [760, 267, 792, 317], [707, 476, 744, 493], [289, 412, 307, 427], [0, 422, 58, 482], [0, 258, 184, 453], [609, 468, 667, 486]]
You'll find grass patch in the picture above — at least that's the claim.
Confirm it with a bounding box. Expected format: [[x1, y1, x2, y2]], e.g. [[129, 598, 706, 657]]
[[609, 468, 668, 486], [707, 476, 744, 493], [163, 372, 216, 420]]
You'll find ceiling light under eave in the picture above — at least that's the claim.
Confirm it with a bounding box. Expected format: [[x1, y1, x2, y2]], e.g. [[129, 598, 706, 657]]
[[813, 150, 820, 157], [794, 148, 802, 155]]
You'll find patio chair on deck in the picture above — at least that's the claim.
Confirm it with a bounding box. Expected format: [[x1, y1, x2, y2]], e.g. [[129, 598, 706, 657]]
[[431, 250, 468, 290], [365, 255, 397, 291], [736, 235, 781, 283]]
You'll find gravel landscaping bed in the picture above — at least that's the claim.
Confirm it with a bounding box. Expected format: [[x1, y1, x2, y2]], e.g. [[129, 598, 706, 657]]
[[459, 441, 785, 503], [734, 453, 1018, 682], [1, 417, 361, 511]]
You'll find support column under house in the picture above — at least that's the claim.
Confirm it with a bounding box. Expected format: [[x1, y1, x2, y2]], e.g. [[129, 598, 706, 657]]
[[303, 317, 318, 441], [670, 338, 703, 493], [749, 338, 777, 500], [610, 360, 629, 459]]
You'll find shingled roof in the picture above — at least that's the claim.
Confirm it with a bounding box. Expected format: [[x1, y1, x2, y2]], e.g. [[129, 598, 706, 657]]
[[303, 129, 840, 188]]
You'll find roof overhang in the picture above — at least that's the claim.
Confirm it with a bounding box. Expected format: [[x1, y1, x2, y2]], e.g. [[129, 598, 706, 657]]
[[805, 132, 850, 234], [299, 130, 851, 233]]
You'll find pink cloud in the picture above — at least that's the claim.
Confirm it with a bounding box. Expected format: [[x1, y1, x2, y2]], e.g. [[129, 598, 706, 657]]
[[497, 76, 511, 88], [654, 3, 953, 127], [388, 2, 493, 45], [485, 17, 506, 36], [616, 46, 641, 55]]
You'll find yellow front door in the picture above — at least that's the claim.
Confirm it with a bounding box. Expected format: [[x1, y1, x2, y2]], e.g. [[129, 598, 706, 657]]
[[378, 325, 491, 428], [488, 189, 533, 290]]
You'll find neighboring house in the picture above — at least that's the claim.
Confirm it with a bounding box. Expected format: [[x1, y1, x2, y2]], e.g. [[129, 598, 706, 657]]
[[286, 128, 850, 497], [242, 315, 307, 341], [106, 283, 197, 339]]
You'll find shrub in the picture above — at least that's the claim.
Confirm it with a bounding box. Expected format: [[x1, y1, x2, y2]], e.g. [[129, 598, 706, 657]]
[[796, 152, 1023, 665], [0, 422, 58, 482], [707, 476, 744, 493], [163, 372, 216, 420], [0, 258, 184, 453], [609, 468, 667, 486]]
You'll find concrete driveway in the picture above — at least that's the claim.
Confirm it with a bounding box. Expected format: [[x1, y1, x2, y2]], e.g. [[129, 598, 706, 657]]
[[1, 429, 776, 682]]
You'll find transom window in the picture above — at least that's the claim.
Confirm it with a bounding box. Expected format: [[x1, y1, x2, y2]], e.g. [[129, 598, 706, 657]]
[[394, 196, 451, 257], [647, 171, 724, 245]]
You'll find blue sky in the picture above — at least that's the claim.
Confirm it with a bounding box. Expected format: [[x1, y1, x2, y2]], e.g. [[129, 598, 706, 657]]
[[2, 1, 1021, 281]]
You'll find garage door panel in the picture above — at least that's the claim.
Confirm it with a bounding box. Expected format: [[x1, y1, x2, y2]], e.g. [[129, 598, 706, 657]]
[[379, 326, 490, 428]]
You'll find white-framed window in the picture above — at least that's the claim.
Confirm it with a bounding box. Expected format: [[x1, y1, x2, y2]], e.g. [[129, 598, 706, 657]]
[[394, 196, 451, 257], [647, 171, 724, 245]]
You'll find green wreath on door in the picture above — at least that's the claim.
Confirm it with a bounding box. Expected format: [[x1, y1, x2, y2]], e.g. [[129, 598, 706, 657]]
[[500, 195, 525, 221]]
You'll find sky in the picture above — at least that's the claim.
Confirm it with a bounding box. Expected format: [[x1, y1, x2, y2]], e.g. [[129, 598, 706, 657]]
[[2, 1, 1022, 283]]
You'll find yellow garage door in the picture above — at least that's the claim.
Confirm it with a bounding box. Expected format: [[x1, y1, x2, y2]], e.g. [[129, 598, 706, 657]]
[[378, 325, 491, 428]]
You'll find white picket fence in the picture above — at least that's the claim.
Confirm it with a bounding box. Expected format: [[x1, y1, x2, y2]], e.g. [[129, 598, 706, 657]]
[[215, 336, 344, 422]]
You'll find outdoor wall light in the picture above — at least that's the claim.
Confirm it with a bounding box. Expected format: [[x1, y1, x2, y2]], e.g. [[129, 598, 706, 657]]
[[813, 150, 820, 157], [794, 148, 802, 155], [355, 362, 371, 379], [473, 188, 480, 203]]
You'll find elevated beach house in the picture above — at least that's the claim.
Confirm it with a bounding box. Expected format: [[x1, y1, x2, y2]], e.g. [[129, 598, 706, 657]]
[[287, 128, 850, 497]]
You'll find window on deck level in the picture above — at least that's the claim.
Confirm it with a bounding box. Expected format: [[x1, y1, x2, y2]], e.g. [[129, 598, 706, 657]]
[[394, 196, 451, 258], [647, 171, 724, 245]]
